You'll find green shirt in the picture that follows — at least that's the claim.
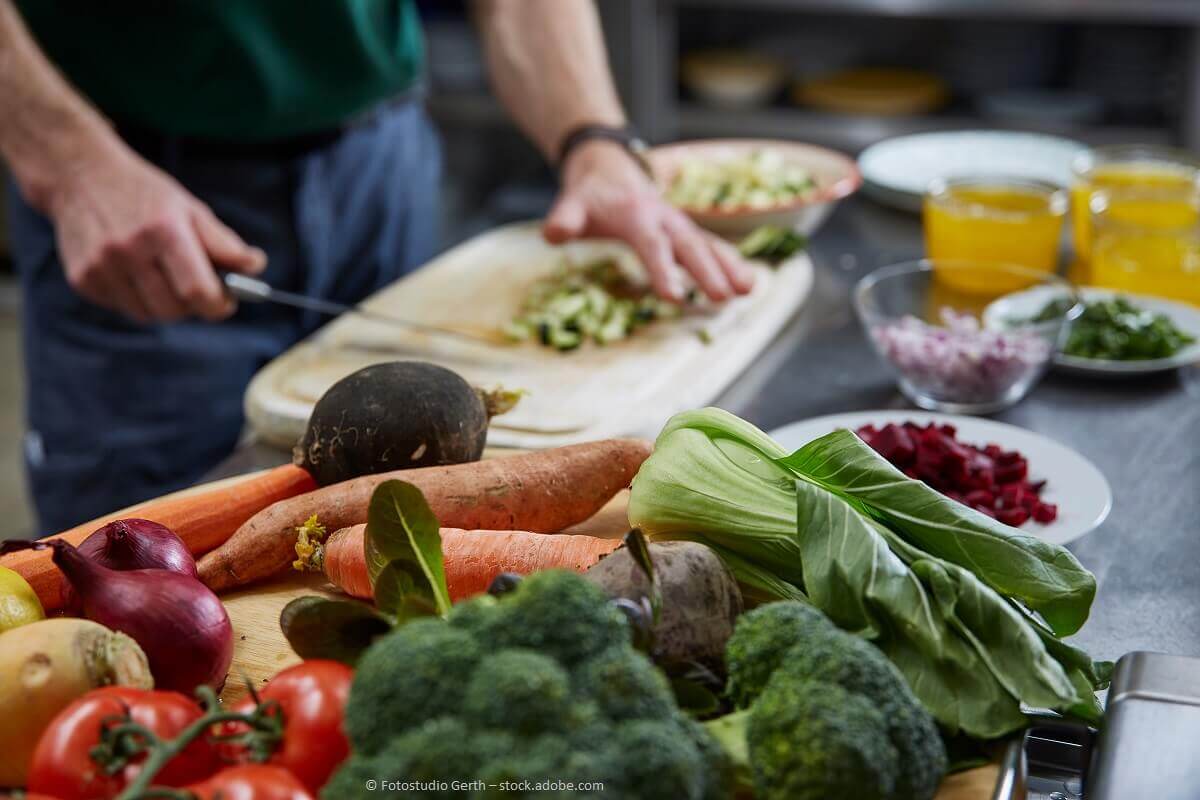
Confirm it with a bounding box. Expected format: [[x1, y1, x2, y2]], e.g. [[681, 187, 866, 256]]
[[16, 1, 425, 140]]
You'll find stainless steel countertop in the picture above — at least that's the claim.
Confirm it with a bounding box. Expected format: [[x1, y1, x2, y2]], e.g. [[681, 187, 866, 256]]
[[214, 196, 1200, 663]]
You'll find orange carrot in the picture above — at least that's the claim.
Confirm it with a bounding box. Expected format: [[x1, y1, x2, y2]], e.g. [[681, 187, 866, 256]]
[[1, 464, 316, 610], [199, 439, 651, 593], [320, 523, 621, 602]]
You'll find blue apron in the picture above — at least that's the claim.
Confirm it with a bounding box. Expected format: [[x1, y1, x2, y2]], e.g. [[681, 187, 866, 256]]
[[6, 103, 442, 535]]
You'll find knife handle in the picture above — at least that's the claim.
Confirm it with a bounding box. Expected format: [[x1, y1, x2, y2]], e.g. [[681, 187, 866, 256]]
[[222, 272, 272, 303]]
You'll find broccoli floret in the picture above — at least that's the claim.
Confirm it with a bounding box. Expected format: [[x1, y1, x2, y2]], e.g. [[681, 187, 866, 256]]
[[446, 594, 500, 638], [464, 648, 574, 735], [725, 600, 836, 707], [475, 733, 572, 797], [788, 634, 946, 800], [322, 719, 512, 800], [488, 570, 629, 667], [747, 679, 899, 800], [605, 719, 709, 800], [344, 619, 482, 754], [571, 646, 675, 722]]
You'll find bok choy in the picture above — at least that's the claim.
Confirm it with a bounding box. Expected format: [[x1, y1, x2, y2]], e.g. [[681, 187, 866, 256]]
[[627, 408, 1108, 739]]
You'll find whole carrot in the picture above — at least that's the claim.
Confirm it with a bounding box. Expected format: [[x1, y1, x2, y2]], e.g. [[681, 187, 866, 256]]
[[0, 464, 316, 610], [320, 523, 622, 602], [198, 439, 651, 593]]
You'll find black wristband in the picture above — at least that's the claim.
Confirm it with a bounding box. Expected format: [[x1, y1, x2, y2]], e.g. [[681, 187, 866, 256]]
[[556, 124, 653, 177]]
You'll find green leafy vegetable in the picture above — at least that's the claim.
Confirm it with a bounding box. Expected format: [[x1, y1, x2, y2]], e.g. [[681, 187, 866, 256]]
[[1028, 295, 1195, 360], [628, 407, 1105, 738], [279, 595, 393, 665], [365, 480, 451, 620], [778, 430, 1096, 635]]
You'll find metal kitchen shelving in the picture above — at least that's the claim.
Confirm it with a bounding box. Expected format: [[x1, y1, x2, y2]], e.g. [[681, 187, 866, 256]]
[[603, 0, 1200, 151]]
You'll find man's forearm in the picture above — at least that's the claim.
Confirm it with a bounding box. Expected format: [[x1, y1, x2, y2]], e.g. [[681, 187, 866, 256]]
[[0, 0, 119, 212], [474, 0, 625, 162]]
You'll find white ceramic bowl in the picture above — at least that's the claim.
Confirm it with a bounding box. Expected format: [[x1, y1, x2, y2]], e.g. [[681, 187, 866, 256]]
[[648, 139, 861, 238]]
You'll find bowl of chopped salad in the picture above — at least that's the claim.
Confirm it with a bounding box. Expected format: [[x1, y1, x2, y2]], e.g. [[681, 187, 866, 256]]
[[649, 139, 860, 238], [855, 260, 1081, 414]]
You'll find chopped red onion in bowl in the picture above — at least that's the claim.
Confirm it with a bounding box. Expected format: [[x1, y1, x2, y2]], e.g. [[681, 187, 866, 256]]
[[871, 308, 1053, 405]]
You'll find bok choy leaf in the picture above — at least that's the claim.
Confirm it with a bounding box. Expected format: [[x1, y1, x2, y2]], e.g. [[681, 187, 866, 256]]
[[779, 429, 1096, 636], [628, 407, 1106, 739]]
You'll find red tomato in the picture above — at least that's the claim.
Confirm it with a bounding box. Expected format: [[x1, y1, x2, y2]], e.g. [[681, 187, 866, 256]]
[[225, 660, 353, 792], [186, 765, 313, 800], [27, 687, 221, 800]]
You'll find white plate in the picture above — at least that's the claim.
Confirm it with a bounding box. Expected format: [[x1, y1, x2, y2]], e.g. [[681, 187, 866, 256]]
[[858, 130, 1085, 212], [769, 410, 1111, 546], [984, 287, 1200, 376]]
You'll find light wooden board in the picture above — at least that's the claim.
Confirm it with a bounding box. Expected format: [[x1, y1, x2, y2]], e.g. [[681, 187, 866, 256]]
[[244, 222, 813, 449], [218, 487, 997, 799]]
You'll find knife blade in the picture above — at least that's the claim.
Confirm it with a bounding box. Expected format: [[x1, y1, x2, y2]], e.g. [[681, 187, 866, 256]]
[[223, 273, 501, 346]]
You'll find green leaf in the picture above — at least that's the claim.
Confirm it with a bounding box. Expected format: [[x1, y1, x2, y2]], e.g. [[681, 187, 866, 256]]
[[794, 478, 1028, 738], [669, 676, 721, 717], [779, 429, 1096, 636], [279, 595, 393, 665], [365, 480, 451, 619]]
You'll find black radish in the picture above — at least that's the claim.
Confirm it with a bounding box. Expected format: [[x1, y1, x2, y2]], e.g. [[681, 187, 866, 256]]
[[293, 361, 520, 486]]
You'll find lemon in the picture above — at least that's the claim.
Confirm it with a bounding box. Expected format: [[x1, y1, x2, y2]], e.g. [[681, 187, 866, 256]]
[[0, 565, 44, 632]]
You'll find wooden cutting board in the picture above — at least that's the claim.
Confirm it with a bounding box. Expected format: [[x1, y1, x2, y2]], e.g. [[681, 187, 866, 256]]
[[244, 222, 813, 450], [217, 488, 997, 799]]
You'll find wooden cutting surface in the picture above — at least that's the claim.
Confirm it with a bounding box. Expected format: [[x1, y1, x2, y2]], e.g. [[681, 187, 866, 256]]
[[218, 488, 998, 799], [244, 222, 813, 449]]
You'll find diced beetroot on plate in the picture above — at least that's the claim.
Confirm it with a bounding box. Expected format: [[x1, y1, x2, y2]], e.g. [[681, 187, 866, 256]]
[[1029, 479, 1047, 494], [1033, 503, 1058, 523], [995, 461, 1028, 484], [964, 489, 995, 507], [997, 506, 1030, 527], [873, 423, 916, 466]]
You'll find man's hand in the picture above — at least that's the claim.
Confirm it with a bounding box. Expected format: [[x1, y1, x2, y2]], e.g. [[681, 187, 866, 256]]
[[544, 140, 755, 302], [46, 142, 266, 323]]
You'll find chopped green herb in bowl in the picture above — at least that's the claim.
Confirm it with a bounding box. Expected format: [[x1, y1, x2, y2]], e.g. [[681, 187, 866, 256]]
[[1031, 296, 1195, 360]]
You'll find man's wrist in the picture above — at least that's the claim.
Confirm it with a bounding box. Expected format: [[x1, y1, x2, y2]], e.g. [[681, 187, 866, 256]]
[[559, 138, 649, 185]]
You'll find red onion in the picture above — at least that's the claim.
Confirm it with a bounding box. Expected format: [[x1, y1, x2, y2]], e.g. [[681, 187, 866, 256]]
[[79, 519, 198, 577], [4, 538, 233, 693], [64, 519, 199, 612]]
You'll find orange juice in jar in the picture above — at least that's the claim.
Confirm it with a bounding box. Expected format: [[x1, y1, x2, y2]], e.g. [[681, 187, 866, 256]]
[[1070, 145, 1200, 280], [924, 177, 1067, 294], [1090, 187, 1200, 305]]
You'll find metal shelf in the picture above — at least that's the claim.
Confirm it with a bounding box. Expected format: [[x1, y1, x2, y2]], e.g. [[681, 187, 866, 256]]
[[664, 0, 1200, 24], [674, 104, 1171, 153]]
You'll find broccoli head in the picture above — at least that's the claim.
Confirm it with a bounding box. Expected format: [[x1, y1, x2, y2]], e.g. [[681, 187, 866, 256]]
[[344, 618, 482, 754], [446, 594, 500, 639], [486, 570, 630, 667], [475, 733, 572, 797], [604, 719, 709, 800], [322, 719, 514, 800], [464, 648, 574, 735], [787, 634, 947, 800], [747, 679, 899, 800], [571, 645, 675, 722], [725, 600, 836, 707]]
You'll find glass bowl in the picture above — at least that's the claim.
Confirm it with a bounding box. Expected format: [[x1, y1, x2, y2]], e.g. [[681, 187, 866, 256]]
[[854, 260, 1080, 414]]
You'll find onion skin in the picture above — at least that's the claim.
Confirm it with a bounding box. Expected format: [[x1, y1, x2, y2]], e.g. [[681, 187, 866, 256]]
[[25, 540, 233, 694], [66, 519, 198, 612], [79, 519, 198, 577]]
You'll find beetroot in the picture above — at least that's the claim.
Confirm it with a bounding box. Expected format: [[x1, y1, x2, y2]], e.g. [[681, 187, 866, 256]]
[[857, 422, 1057, 527]]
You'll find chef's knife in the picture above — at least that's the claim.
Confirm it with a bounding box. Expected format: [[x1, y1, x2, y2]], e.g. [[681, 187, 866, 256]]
[[223, 273, 499, 346]]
